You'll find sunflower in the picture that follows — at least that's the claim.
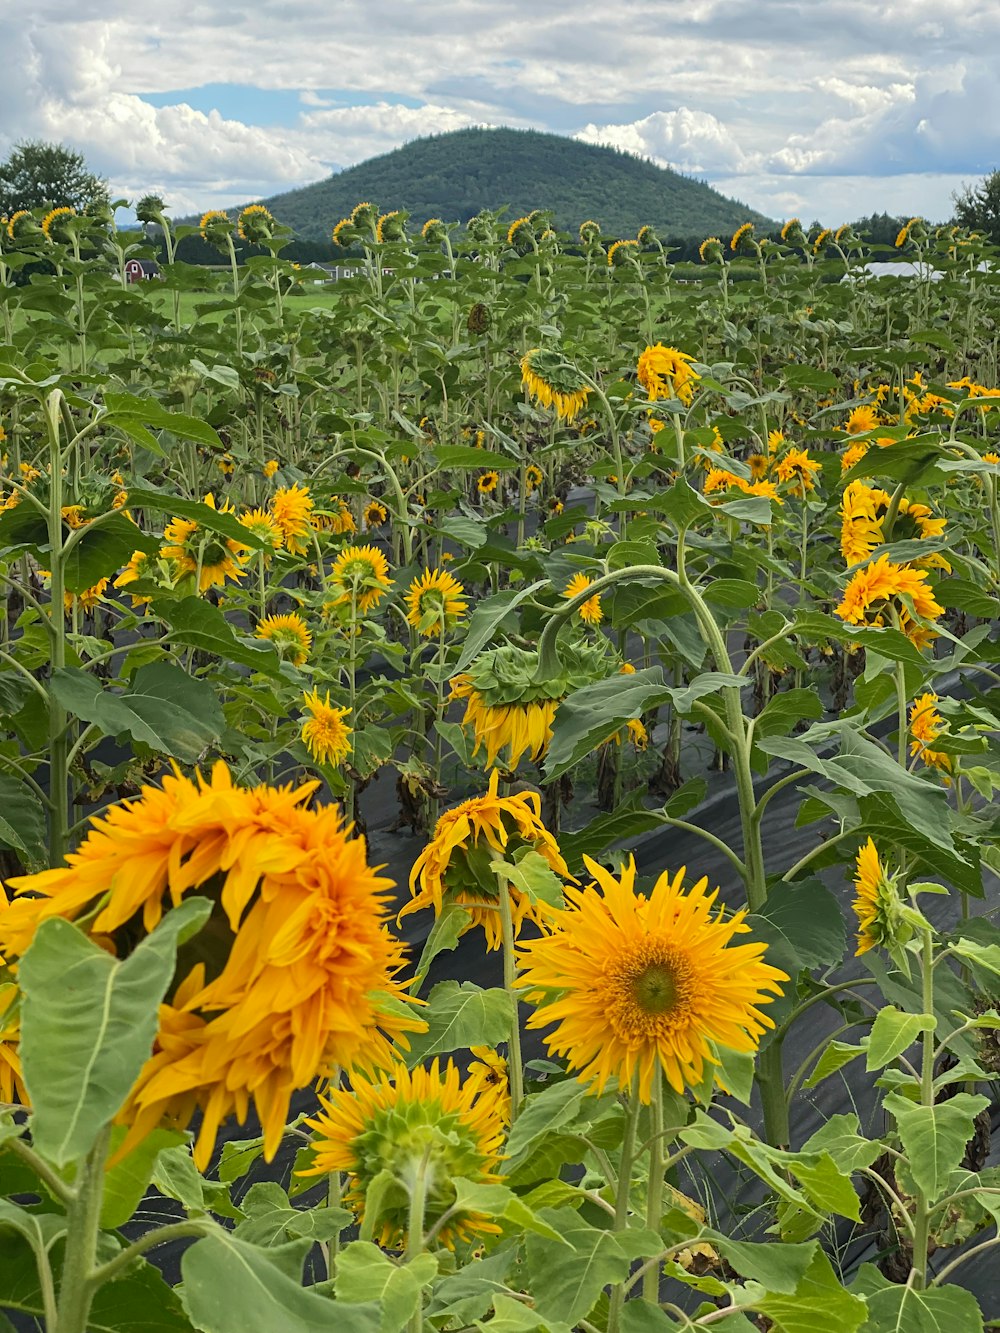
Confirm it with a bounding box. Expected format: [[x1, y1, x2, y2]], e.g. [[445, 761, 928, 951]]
[[375, 210, 406, 243], [400, 769, 569, 950], [564, 572, 603, 625], [113, 550, 159, 609], [812, 228, 831, 255], [477, 470, 499, 495], [217, 454, 235, 477], [237, 204, 275, 244], [507, 215, 534, 249], [300, 690, 352, 767], [0, 981, 26, 1106], [780, 217, 804, 244], [327, 544, 393, 616], [405, 568, 467, 637], [747, 453, 768, 480], [301, 1060, 506, 1250], [607, 238, 640, 267], [6, 210, 34, 242], [730, 222, 755, 254], [239, 507, 284, 556], [467, 1047, 511, 1123], [332, 217, 356, 248], [262, 459, 279, 479], [521, 348, 591, 423], [41, 206, 76, 242], [270, 484, 315, 556], [364, 500, 388, 529], [199, 209, 232, 243], [518, 856, 787, 1102], [840, 480, 885, 566], [845, 405, 880, 436], [774, 447, 821, 496], [64, 578, 109, 615], [579, 219, 602, 245], [636, 344, 700, 407], [835, 554, 943, 645], [852, 839, 901, 956], [698, 236, 723, 263], [421, 217, 445, 242], [909, 693, 952, 778], [161, 493, 248, 593], [256, 612, 312, 666], [704, 468, 748, 498], [312, 496, 356, 536], [841, 441, 869, 473], [524, 463, 544, 494], [450, 677, 557, 772]]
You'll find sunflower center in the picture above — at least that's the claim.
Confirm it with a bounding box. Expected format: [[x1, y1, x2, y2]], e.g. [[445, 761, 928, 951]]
[[632, 963, 678, 1015]]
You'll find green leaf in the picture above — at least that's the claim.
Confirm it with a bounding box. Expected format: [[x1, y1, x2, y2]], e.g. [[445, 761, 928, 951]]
[[19, 897, 211, 1167], [63, 512, 159, 594], [865, 1007, 936, 1071], [798, 1114, 882, 1174], [524, 1209, 637, 1325], [492, 848, 565, 910], [753, 688, 824, 740], [477, 1292, 571, 1333], [883, 1091, 989, 1202], [414, 904, 472, 992], [0, 774, 47, 867], [100, 1125, 186, 1229], [852, 1263, 984, 1331], [335, 1242, 438, 1333], [51, 661, 224, 764], [747, 878, 846, 973], [545, 667, 673, 779], [702, 578, 760, 610], [404, 981, 512, 1065], [431, 445, 518, 470], [453, 581, 548, 674], [450, 1178, 569, 1243], [754, 1247, 867, 1333], [182, 1231, 380, 1333], [125, 488, 264, 547], [710, 1236, 816, 1292], [153, 596, 283, 676], [234, 1182, 351, 1247]]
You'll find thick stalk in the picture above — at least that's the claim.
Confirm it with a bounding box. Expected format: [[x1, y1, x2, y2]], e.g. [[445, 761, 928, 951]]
[[643, 1075, 666, 1302], [909, 926, 936, 1290], [606, 1080, 642, 1333], [497, 873, 524, 1121], [405, 1149, 431, 1333], [45, 392, 69, 867], [55, 1125, 111, 1333]]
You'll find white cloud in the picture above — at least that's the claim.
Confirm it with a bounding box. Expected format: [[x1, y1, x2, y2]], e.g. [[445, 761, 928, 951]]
[[575, 109, 747, 175]]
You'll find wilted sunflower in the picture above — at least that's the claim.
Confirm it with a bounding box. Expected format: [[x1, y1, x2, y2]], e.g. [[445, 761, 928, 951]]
[[521, 348, 590, 423], [161, 493, 247, 593], [400, 769, 569, 950], [405, 568, 467, 637], [270, 483, 314, 556], [852, 839, 903, 955], [835, 553, 943, 647], [256, 612, 311, 666], [518, 856, 787, 1101], [300, 689, 352, 766], [564, 572, 603, 625], [327, 544, 393, 616], [637, 344, 700, 407], [301, 1060, 506, 1249], [909, 693, 952, 778]]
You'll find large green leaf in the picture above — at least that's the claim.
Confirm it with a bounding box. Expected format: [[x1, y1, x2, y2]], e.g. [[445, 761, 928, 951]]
[[19, 897, 211, 1167], [404, 982, 512, 1066], [882, 1091, 989, 1202], [335, 1243, 438, 1333], [798, 1115, 882, 1175], [234, 1182, 351, 1247], [864, 1007, 935, 1071], [0, 774, 47, 868], [753, 1248, 867, 1333], [544, 667, 674, 779], [182, 1232, 380, 1333], [452, 581, 548, 674], [747, 878, 846, 972], [51, 661, 224, 763], [104, 395, 223, 450], [852, 1263, 984, 1332], [525, 1210, 658, 1326], [99, 1125, 186, 1229], [63, 512, 159, 594], [153, 595, 283, 676]]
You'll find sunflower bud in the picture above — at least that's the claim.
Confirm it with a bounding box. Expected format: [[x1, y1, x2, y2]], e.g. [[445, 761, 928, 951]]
[[467, 301, 492, 334], [136, 195, 166, 225]]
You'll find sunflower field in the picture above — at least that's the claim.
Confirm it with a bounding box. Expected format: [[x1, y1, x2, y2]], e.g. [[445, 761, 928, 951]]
[[0, 197, 999, 1331]]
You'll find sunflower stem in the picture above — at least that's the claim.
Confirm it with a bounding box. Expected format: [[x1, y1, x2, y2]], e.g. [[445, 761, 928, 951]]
[[406, 1149, 431, 1333], [497, 871, 525, 1122], [642, 1074, 666, 1303], [54, 1124, 111, 1333], [909, 925, 936, 1290], [607, 1081, 642, 1333]]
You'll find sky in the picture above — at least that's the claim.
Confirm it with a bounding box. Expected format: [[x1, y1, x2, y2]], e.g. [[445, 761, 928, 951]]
[[3, 0, 999, 228]]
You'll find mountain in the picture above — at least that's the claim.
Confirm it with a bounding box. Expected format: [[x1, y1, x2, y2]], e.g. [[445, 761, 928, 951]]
[[250, 127, 773, 242]]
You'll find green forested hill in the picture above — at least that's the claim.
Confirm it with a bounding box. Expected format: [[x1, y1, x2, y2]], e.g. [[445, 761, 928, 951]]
[[250, 127, 772, 241]]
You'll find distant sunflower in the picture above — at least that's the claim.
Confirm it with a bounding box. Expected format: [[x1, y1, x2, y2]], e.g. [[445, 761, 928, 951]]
[[564, 572, 603, 625], [698, 236, 723, 263], [262, 459, 279, 479], [41, 206, 76, 242], [239, 507, 284, 557], [199, 209, 232, 244], [328, 544, 393, 615], [113, 549, 158, 609], [301, 1059, 506, 1250], [256, 612, 311, 666], [845, 405, 880, 436], [731, 222, 755, 254], [364, 500, 388, 528], [852, 839, 899, 955], [835, 554, 943, 647], [300, 689, 352, 767], [237, 204, 275, 243], [607, 238, 640, 267], [518, 856, 787, 1101], [524, 463, 544, 494], [909, 692, 952, 777], [405, 568, 467, 637], [774, 447, 821, 497], [269, 483, 314, 555], [477, 470, 500, 495], [812, 228, 831, 255], [636, 344, 700, 407]]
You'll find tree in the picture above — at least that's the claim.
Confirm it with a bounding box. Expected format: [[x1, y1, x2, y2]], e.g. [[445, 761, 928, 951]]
[[952, 170, 1000, 244], [0, 140, 107, 216]]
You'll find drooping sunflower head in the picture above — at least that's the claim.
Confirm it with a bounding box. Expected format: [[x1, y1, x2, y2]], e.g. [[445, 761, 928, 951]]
[[300, 689, 352, 767], [41, 206, 77, 243], [780, 217, 806, 246], [731, 222, 755, 254], [607, 237, 640, 268], [237, 203, 275, 244], [327, 544, 393, 616], [350, 200, 378, 229], [521, 348, 590, 423], [256, 612, 312, 666], [199, 210, 233, 246], [401, 769, 569, 950], [698, 236, 723, 264], [161, 493, 248, 593], [896, 217, 925, 249], [269, 483, 314, 555], [302, 1060, 506, 1250], [332, 217, 358, 248], [376, 210, 407, 243], [506, 215, 535, 252], [812, 228, 832, 255], [636, 343, 700, 407], [852, 839, 907, 955], [518, 855, 787, 1101], [405, 568, 467, 638], [6, 210, 37, 242], [421, 217, 446, 243], [637, 224, 658, 247], [564, 571, 603, 625]]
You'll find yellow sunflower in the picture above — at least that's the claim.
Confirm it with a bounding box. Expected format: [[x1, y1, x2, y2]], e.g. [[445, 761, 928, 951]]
[[698, 236, 723, 263], [301, 1060, 506, 1250], [909, 693, 952, 778], [450, 676, 558, 771], [524, 463, 544, 494], [731, 222, 755, 253], [477, 470, 500, 495], [852, 839, 900, 955], [405, 568, 467, 637], [521, 349, 590, 423], [0, 981, 26, 1106], [300, 690, 352, 766], [400, 769, 569, 950], [607, 238, 640, 267], [41, 206, 76, 241], [161, 493, 248, 594], [239, 507, 284, 556], [364, 500, 388, 528], [835, 554, 943, 646], [841, 441, 869, 473], [237, 204, 275, 243], [256, 612, 311, 666], [113, 550, 158, 609], [327, 544, 393, 616], [636, 344, 700, 407], [564, 572, 603, 625], [774, 447, 821, 497], [845, 405, 880, 436], [199, 209, 232, 242], [270, 484, 314, 556], [262, 459, 279, 479], [518, 856, 787, 1101]]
